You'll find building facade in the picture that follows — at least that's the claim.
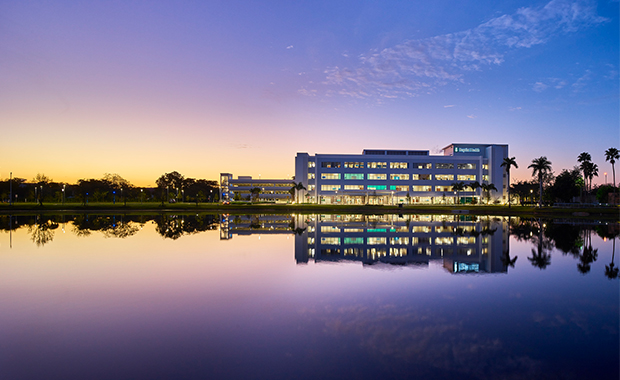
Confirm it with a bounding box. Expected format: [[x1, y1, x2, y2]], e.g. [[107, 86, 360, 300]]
[[295, 143, 508, 204], [220, 173, 294, 202]]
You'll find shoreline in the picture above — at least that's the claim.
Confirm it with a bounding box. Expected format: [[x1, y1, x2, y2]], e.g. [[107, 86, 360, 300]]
[[0, 202, 618, 220]]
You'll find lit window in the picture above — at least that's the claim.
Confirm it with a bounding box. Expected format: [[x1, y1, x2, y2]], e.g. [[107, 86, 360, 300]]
[[435, 186, 453, 192], [368, 173, 387, 180], [412, 186, 432, 191], [389, 185, 409, 191], [308, 173, 315, 179], [367, 185, 387, 190], [367, 237, 387, 245], [457, 175, 476, 181], [436, 163, 454, 169], [390, 173, 409, 180], [321, 237, 340, 245], [344, 173, 364, 180], [344, 162, 365, 168], [320, 185, 341, 191], [321, 173, 341, 180], [368, 162, 387, 169], [344, 237, 364, 244], [344, 185, 364, 190], [390, 237, 409, 245], [389, 248, 407, 257], [457, 163, 476, 170], [321, 162, 341, 168], [308, 161, 315, 168], [435, 174, 454, 181], [414, 163, 432, 169], [390, 162, 408, 169]]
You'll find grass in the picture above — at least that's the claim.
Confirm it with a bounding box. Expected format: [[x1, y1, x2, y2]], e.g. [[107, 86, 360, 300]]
[[0, 201, 618, 220]]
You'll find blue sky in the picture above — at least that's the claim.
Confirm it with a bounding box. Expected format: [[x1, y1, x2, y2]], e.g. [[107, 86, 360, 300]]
[[0, 0, 618, 185]]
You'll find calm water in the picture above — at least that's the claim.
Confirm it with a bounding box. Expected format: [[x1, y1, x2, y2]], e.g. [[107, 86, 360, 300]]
[[0, 214, 618, 380]]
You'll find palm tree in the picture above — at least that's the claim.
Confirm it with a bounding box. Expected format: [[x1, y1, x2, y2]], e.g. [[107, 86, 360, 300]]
[[450, 181, 466, 205], [468, 181, 481, 204], [501, 248, 518, 271], [528, 156, 552, 207], [500, 157, 518, 207], [480, 183, 497, 204], [605, 147, 619, 204], [578, 152, 592, 201], [605, 237, 619, 280]]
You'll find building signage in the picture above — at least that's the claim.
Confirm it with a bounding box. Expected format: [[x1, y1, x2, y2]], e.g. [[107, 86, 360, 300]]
[[454, 147, 481, 153]]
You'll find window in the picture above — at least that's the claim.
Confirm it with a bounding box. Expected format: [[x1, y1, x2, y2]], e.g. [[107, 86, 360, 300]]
[[457, 175, 476, 181], [412, 226, 431, 233], [321, 162, 341, 168], [389, 248, 407, 257], [321, 173, 340, 180], [435, 185, 453, 192], [308, 185, 315, 191], [344, 228, 364, 232], [344, 162, 364, 168], [320, 185, 341, 191], [367, 248, 387, 259], [308, 173, 315, 179], [482, 164, 489, 170], [367, 237, 387, 245], [344, 237, 364, 244], [321, 226, 340, 232], [368, 173, 387, 180], [390, 173, 409, 180], [435, 237, 453, 245], [344, 185, 364, 190], [436, 163, 454, 169], [390, 237, 409, 245], [435, 174, 454, 181], [412, 186, 432, 191], [367, 185, 387, 190], [368, 162, 387, 169], [457, 237, 476, 245], [344, 248, 362, 256], [458, 163, 476, 170], [482, 175, 489, 181], [344, 173, 364, 180], [390, 162, 408, 169], [321, 237, 340, 245], [389, 185, 409, 191], [308, 161, 315, 168], [414, 163, 432, 169], [420, 174, 431, 180]]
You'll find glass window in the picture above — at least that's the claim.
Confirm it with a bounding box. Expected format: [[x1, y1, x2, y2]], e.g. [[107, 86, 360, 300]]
[[308, 161, 315, 168], [457, 163, 476, 170], [320, 185, 341, 191], [308, 185, 315, 191], [368, 173, 387, 180], [390, 162, 408, 169], [344, 162, 365, 168], [367, 185, 387, 190], [435, 174, 454, 181], [457, 174, 476, 181], [412, 226, 431, 233], [435, 237, 453, 245], [308, 173, 315, 179], [389, 248, 408, 257], [344, 173, 364, 180], [321, 162, 341, 168], [389, 185, 409, 191], [368, 162, 387, 169], [390, 237, 409, 245], [412, 186, 432, 191], [390, 173, 409, 180], [344, 185, 364, 190], [457, 237, 476, 245], [321, 226, 340, 232], [414, 163, 432, 169], [482, 175, 489, 181], [435, 185, 453, 192], [436, 163, 454, 169], [367, 237, 387, 245], [321, 173, 341, 180], [321, 237, 340, 245], [344, 237, 364, 244]]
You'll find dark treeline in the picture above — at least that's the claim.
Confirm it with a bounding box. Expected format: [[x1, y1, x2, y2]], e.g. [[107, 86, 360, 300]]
[[0, 172, 218, 205]]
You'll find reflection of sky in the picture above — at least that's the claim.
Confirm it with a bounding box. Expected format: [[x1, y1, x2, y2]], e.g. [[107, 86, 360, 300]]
[[0, 221, 617, 379]]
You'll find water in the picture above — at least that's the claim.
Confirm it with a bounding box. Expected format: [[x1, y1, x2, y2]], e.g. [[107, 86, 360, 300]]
[[0, 214, 618, 380]]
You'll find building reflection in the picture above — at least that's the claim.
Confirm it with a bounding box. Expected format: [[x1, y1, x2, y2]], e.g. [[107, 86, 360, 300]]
[[220, 214, 510, 274]]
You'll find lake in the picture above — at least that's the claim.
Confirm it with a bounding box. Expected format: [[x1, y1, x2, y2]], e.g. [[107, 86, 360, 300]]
[[0, 213, 618, 380]]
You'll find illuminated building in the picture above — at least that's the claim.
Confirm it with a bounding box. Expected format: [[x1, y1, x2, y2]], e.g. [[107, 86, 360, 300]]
[[295, 143, 509, 205]]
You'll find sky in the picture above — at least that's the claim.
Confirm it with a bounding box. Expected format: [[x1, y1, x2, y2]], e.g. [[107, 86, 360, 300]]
[[1, 0, 618, 187]]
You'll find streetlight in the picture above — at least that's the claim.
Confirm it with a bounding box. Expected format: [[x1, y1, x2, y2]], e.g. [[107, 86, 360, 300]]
[[604, 172, 608, 184], [9, 172, 12, 206], [113, 191, 116, 204], [530, 189, 533, 204], [62, 185, 65, 205], [182, 189, 184, 203], [140, 188, 144, 203]]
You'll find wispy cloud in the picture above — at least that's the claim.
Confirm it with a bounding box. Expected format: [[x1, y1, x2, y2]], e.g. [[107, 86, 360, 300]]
[[533, 82, 549, 92], [444, 105, 455, 108], [319, 0, 607, 100], [467, 114, 477, 119], [572, 70, 592, 92], [286, 45, 294, 49], [510, 106, 522, 111]]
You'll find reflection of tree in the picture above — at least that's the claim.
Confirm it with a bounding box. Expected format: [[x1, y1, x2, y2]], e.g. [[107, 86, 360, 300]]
[[605, 238, 619, 280], [28, 216, 59, 246], [544, 223, 582, 257], [577, 227, 598, 275], [528, 219, 551, 269], [501, 248, 518, 270], [102, 221, 139, 239], [153, 214, 218, 239]]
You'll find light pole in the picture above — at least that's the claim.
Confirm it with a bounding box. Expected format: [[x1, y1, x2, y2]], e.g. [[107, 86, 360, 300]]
[[182, 189, 184, 203], [140, 188, 144, 203], [121, 187, 124, 206], [62, 185, 65, 205], [9, 172, 12, 206], [530, 189, 533, 205], [210, 189, 213, 203], [113, 191, 116, 204], [604, 172, 608, 184]]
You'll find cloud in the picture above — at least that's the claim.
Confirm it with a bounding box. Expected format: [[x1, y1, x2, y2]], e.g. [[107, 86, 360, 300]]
[[286, 45, 294, 49], [509, 106, 522, 111], [444, 105, 455, 108], [467, 114, 477, 119], [533, 82, 549, 92], [318, 0, 607, 100], [571, 70, 592, 92]]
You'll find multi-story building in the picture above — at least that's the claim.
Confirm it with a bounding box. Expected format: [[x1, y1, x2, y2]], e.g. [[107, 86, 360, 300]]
[[219, 173, 294, 203], [295, 143, 508, 204]]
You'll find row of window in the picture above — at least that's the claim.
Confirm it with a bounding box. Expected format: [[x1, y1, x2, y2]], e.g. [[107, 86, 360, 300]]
[[319, 236, 478, 245], [316, 173, 477, 181], [315, 247, 478, 258], [319, 225, 478, 233], [318, 185, 480, 192], [312, 162, 478, 169]]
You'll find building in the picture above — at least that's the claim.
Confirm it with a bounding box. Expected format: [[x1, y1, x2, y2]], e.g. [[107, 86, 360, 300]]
[[219, 173, 294, 203], [295, 143, 508, 205]]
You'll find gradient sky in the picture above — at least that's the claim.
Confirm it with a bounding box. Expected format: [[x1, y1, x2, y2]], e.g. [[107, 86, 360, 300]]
[[1, 0, 618, 186]]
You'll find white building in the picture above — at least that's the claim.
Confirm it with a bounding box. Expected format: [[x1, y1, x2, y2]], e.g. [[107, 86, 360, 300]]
[[295, 143, 508, 205], [220, 173, 294, 202]]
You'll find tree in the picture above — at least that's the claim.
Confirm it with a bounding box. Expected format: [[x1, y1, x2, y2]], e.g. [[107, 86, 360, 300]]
[[450, 181, 466, 205], [500, 157, 518, 207], [250, 187, 262, 202], [290, 182, 306, 203], [577, 152, 592, 201], [528, 156, 552, 207], [549, 168, 582, 203], [468, 181, 481, 204], [582, 161, 598, 194], [605, 147, 619, 203], [480, 183, 497, 204], [156, 171, 185, 204]]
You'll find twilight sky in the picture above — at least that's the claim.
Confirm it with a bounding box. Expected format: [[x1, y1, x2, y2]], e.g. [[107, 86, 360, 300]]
[[1, 0, 618, 186]]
